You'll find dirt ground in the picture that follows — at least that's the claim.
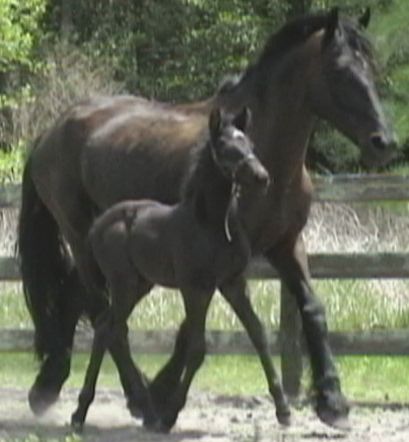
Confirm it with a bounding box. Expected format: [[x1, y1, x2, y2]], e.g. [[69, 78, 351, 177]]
[[1, 388, 409, 442]]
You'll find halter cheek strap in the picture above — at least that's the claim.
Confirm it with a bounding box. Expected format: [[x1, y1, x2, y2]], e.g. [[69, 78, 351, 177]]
[[224, 181, 241, 242]]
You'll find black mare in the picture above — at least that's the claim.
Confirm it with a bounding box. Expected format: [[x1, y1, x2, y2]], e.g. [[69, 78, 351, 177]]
[[71, 107, 290, 431], [18, 7, 397, 431]]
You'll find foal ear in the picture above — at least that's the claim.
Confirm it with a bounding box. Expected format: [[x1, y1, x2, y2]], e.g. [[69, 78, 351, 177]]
[[233, 107, 251, 133], [209, 107, 222, 139], [358, 7, 371, 29], [324, 7, 340, 44]]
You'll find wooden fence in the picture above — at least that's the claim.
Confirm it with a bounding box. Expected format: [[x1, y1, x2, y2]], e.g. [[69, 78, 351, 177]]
[[1, 175, 409, 395]]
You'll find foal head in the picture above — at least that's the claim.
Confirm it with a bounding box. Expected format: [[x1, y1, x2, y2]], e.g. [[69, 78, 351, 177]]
[[209, 107, 270, 191]]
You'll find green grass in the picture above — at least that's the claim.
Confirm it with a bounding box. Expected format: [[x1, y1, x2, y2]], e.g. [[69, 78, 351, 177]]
[[2, 280, 409, 332], [2, 352, 409, 404]]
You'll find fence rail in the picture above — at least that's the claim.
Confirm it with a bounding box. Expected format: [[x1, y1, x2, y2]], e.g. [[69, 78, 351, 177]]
[[1, 175, 409, 396], [2, 328, 409, 355]]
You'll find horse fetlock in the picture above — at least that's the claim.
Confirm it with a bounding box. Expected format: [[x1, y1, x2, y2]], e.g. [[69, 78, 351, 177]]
[[270, 387, 291, 426]]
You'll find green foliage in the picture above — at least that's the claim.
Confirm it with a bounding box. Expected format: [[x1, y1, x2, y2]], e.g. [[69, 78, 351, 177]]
[[44, 0, 287, 101], [0, 0, 45, 70], [0, 143, 24, 183], [0, 0, 46, 106]]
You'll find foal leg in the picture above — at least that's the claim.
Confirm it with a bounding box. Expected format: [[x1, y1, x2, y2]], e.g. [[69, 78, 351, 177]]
[[65, 234, 151, 420], [72, 274, 160, 430], [71, 308, 111, 431], [265, 235, 349, 429], [158, 290, 212, 431], [48, 206, 147, 419], [219, 275, 291, 425], [149, 319, 189, 412]]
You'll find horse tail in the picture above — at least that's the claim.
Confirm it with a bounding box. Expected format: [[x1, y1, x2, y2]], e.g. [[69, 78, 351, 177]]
[[18, 155, 73, 359], [18, 147, 83, 413]]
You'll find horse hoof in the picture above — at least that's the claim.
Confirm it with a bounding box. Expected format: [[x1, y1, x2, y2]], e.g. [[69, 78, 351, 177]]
[[316, 395, 350, 431], [28, 385, 59, 416], [276, 409, 291, 427], [317, 408, 351, 431]]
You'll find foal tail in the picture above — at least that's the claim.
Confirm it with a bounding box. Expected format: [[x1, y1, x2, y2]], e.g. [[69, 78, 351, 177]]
[[18, 148, 83, 413]]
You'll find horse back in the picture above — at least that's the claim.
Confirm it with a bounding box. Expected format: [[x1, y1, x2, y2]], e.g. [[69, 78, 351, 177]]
[[30, 95, 210, 214]]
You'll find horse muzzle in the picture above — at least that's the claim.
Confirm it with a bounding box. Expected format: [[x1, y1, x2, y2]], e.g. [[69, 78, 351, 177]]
[[361, 130, 398, 168]]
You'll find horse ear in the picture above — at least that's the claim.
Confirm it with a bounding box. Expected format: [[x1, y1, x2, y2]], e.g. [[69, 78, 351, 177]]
[[209, 107, 222, 139], [324, 7, 340, 43], [358, 7, 371, 29], [233, 107, 251, 133]]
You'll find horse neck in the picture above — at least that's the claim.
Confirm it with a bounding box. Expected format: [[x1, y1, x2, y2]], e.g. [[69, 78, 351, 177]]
[[217, 40, 317, 187], [183, 147, 236, 232]]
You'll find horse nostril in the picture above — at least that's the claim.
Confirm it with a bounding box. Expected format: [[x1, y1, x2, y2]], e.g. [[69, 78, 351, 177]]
[[370, 134, 387, 151]]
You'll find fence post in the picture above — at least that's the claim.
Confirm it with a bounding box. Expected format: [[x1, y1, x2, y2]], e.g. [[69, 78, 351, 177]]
[[279, 280, 303, 398]]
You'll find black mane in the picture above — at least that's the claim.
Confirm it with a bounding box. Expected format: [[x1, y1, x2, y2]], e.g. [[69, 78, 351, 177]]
[[258, 10, 376, 67], [180, 135, 214, 202], [216, 10, 377, 104], [258, 12, 329, 65]]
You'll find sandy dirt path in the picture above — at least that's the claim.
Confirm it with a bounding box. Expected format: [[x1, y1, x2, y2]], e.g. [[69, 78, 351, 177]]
[[1, 388, 409, 441]]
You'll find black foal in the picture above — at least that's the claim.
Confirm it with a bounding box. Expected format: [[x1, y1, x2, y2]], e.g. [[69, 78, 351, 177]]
[[71, 107, 290, 431]]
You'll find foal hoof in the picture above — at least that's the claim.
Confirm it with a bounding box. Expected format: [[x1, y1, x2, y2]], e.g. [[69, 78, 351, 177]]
[[28, 385, 59, 416], [127, 400, 143, 419], [143, 417, 170, 434], [70, 411, 85, 433]]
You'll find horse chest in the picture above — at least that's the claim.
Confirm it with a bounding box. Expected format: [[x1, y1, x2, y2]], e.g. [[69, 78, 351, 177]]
[[240, 184, 312, 252]]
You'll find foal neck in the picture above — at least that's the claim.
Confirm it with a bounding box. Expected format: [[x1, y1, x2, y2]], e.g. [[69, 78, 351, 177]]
[[182, 144, 238, 237]]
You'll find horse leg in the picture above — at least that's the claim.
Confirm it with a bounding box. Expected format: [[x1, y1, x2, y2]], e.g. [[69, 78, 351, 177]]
[[28, 267, 82, 415], [158, 289, 212, 431], [219, 274, 291, 425], [265, 235, 350, 429], [149, 319, 189, 412]]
